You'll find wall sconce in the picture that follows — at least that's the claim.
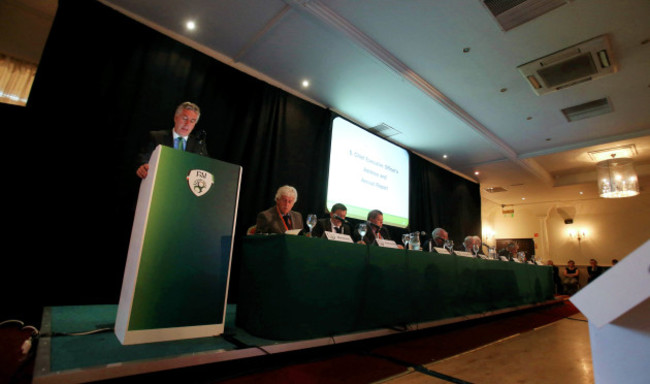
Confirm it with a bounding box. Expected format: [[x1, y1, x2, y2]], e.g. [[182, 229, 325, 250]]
[[482, 227, 495, 245], [568, 229, 588, 243]]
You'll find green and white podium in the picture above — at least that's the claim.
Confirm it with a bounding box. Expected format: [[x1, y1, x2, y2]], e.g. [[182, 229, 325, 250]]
[[115, 145, 242, 345]]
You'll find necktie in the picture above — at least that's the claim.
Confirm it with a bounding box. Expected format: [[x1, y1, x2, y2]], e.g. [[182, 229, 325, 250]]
[[334, 226, 340, 233], [284, 215, 292, 229], [176, 137, 185, 151]]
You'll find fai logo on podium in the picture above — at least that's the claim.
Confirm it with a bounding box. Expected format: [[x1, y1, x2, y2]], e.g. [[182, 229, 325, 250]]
[[187, 169, 214, 197]]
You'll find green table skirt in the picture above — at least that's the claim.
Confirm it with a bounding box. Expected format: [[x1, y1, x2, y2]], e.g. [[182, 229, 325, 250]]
[[236, 235, 553, 340]]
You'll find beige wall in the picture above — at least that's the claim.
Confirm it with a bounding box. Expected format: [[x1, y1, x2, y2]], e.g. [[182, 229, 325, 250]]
[[481, 193, 650, 266]]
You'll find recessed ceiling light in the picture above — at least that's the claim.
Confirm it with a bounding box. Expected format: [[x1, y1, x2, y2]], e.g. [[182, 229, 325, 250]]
[[186, 20, 196, 30], [526, 116, 533, 120], [546, 138, 551, 141], [579, 191, 584, 195], [301, 80, 310, 88], [443, 154, 448, 159], [474, 171, 480, 175], [500, 88, 507, 93], [463, 47, 471, 53], [521, 197, 526, 200]]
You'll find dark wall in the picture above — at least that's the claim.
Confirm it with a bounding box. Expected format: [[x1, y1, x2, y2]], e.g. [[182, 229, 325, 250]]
[[2, 0, 480, 325]]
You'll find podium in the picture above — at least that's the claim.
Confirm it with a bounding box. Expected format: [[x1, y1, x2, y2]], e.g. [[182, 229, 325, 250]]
[[115, 146, 242, 345]]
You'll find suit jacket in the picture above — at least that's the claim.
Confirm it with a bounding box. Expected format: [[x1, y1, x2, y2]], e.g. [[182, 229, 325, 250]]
[[354, 222, 391, 245], [138, 129, 209, 165], [311, 218, 352, 238], [256, 206, 304, 234]]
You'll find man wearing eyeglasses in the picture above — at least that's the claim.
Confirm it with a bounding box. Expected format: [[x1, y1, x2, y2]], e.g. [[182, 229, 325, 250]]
[[136, 101, 209, 179]]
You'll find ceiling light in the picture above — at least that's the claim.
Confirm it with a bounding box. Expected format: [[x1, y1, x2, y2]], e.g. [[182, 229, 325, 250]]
[[443, 154, 448, 159], [474, 171, 480, 175], [186, 20, 196, 30], [521, 197, 526, 200], [301, 80, 310, 88], [588, 145, 637, 162], [463, 47, 470, 53], [597, 156, 640, 198]]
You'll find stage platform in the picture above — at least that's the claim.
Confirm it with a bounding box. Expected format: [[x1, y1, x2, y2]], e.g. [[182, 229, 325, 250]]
[[32, 299, 564, 384]]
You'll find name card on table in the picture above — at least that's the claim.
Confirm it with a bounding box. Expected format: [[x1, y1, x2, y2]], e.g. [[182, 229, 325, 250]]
[[324, 231, 354, 243], [434, 247, 450, 254], [376, 239, 399, 248], [499, 256, 509, 261], [455, 251, 474, 258], [285, 229, 302, 236]]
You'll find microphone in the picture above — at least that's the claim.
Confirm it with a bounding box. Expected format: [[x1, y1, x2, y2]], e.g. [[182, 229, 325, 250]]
[[333, 214, 349, 223]]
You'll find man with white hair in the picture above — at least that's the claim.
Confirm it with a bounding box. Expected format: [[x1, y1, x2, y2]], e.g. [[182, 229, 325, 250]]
[[425, 227, 448, 252], [255, 185, 304, 234]]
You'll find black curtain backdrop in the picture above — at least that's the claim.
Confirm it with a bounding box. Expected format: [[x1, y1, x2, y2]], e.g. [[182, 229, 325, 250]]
[[409, 153, 482, 247], [4, 0, 479, 324]]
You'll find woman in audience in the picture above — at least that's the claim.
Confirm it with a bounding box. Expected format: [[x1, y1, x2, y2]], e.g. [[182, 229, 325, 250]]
[[562, 260, 580, 295]]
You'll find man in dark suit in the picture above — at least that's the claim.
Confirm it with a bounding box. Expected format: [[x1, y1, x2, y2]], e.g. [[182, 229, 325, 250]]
[[255, 185, 304, 234], [136, 101, 209, 179], [311, 203, 352, 238], [425, 227, 449, 252], [354, 209, 396, 246]]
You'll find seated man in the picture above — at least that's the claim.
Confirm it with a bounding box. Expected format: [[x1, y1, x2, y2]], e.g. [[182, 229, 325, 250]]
[[311, 203, 351, 238], [354, 209, 392, 245], [498, 242, 518, 261], [425, 227, 448, 252], [255, 185, 304, 234], [463, 235, 483, 256]]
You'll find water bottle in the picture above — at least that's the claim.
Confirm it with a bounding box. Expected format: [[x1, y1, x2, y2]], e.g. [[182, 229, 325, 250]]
[[410, 232, 420, 251]]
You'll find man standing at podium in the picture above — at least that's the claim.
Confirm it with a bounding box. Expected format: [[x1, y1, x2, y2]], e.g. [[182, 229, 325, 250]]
[[255, 185, 304, 234], [136, 101, 209, 179]]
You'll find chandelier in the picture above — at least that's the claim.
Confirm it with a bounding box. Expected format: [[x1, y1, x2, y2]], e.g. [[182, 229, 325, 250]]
[[596, 155, 639, 198]]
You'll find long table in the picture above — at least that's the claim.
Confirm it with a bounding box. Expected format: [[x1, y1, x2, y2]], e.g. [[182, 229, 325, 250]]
[[236, 235, 554, 340]]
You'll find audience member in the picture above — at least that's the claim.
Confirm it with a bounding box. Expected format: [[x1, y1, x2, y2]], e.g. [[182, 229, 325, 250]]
[[562, 260, 580, 295], [587, 259, 604, 283], [311, 203, 352, 238], [255, 185, 304, 234], [136, 101, 209, 179]]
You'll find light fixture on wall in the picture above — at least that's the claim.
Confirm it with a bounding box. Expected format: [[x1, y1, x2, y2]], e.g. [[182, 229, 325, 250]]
[[597, 155, 640, 198], [482, 227, 495, 245], [568, 229, 587, 243]]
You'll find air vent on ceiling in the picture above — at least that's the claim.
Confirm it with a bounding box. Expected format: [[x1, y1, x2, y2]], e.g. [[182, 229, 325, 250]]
[[484, 187, 508, 193], [367, 123, 401, 138], [562, 97, 613, 122], [482, 0, 570, 31], [517, 34, 617, 95]]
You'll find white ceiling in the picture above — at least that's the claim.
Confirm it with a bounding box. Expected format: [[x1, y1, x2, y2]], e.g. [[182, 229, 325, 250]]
[[5, 0, 650, 205]]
